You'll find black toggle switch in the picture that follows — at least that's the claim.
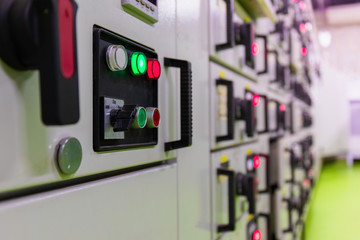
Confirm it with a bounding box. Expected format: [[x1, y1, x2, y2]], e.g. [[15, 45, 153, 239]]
[[0, 0, 79, 125], [110, 105, 138, 132], [236, 172, 257, 214]]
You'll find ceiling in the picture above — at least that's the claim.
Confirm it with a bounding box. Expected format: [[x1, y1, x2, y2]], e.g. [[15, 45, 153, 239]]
[[312, 0, 360, 10]]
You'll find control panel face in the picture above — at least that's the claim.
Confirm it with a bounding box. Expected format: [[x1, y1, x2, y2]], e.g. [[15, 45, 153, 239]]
[[93, 26, 160, 151]]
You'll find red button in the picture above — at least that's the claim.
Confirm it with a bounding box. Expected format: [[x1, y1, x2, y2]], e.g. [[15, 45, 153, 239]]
[[152, 108, 160, 127], [252, 43, 259, 55], [253, 94, 260, 106], [147, 59, 161, 80], [253, 230, 262, 240], [253, 155, 261, 169], [279, 104, 286, 112]]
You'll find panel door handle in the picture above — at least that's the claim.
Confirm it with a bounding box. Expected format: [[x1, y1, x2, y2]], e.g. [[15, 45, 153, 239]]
[[217, 168, 236, 232], [164, 57, 193, 151], [256, 35, 268, 75], [216, 79, 235, 142], [257, 95, 269, 134], [215, 0, 235, 51], [258, 154, 270, 193]]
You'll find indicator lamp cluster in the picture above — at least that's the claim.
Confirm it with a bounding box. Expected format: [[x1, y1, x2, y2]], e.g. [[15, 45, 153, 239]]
[[106, 45, 161, 80], [247, 155, 261, 171]]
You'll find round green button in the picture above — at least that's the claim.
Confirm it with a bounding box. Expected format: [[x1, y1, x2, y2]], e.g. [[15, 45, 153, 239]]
[[138, 107, 147, 128], [57, 137, 82, 175]]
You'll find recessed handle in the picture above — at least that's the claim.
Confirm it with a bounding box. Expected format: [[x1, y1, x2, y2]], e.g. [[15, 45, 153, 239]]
[[256, 35, 268, 75], [0, 0, 80, 125], [164, 57, 193, 151], [216, 79, 235, 142], [257, 95, 269, 134], [217, 168, 236, 232], [215, 0, 235, 51], [258, 154, 270, 194]]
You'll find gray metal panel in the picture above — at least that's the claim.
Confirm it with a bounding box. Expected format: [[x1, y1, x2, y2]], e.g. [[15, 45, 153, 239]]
[[175, 0, 212, 239], [0, 164, 178, 240]]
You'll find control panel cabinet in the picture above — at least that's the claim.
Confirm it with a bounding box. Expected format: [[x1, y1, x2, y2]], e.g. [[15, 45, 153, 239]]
[[0, 0, 181, 193]]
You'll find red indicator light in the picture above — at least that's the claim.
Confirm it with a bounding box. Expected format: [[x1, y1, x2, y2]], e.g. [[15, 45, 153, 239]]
[[252, 43, 259, 55], [293, 0, 298, 2], [301, 47, 307, 56], [253, 94, 260, 106], [253, 230, 262, 240], [147, 59, 161, 80], [299, 23, 306, 33], [253, 155, 261, 169], [303, 178, 310, 187], [279, 104, 286, 112], [299, 1, 306, 10], [146, 107, 161, 128], [152, 108, 160, 127]]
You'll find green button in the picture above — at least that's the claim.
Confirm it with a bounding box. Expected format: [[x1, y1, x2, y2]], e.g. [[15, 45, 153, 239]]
[[137, 53, 147, 74], [57, 137, 82, 175], [138, 107, 147, 128]]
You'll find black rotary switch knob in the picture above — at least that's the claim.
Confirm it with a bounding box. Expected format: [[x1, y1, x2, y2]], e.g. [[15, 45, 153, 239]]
[[0, 0, 79, 125], [110, 105, 138, 132], [236, 172, 257, 214]]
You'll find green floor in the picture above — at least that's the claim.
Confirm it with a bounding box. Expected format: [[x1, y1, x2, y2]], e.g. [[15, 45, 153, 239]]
[[306, 161, 360, 239]]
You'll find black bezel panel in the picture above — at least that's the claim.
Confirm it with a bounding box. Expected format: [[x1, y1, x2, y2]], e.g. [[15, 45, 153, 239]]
[[93, 26, 158, 151]]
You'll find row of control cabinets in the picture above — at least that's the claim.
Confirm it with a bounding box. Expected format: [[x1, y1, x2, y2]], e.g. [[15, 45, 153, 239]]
[[0, 0, 318, 239], [209, 0, 316, 240]]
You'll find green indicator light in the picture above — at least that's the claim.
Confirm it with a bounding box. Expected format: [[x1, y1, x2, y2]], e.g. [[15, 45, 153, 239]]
[[130, 52, 140, 75], [137, 53, 147, 74], [138, 107, 147, 128]]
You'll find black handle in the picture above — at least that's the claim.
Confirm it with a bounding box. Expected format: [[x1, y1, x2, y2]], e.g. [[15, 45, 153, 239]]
[[268, 50, 281, 84], [256, 35, 268, 75], [164, 57, 193, 151], [0, 0, 80, 125], [216, 0, 235, 51], [217, 168, 236, 232], [257, 95, 269, 134], [282, 197, 294, 233], [258, 154, 270, 194], [216, 79, 235, 142], [268, 99, 280, 132]]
